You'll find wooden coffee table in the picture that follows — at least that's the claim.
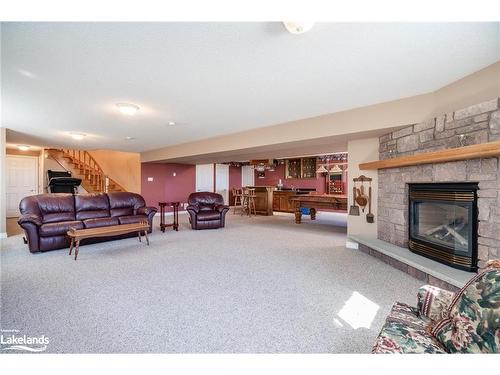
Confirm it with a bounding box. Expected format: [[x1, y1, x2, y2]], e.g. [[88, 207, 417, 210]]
[[67, 221, 150, 260]]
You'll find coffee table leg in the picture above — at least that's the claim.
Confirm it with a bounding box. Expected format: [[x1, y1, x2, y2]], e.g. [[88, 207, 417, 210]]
[[144, 230, 150, 245], [310, 208, 317, 220], [69, 238, 74, 256], [138, 231, 142, 242], [74, 240, 80, 261]]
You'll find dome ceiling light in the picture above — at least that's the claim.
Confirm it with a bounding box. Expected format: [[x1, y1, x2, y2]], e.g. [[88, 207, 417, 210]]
[[17, 145, 30, 151], [283, 22, 314, 35], [70, 132, 86, 140], [116, 103, 140, 116]]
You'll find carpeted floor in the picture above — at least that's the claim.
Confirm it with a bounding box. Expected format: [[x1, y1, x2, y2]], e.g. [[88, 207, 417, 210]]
[[0, 211, 422, 353]]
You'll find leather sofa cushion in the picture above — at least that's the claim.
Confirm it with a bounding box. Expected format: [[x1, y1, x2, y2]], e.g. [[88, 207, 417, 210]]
[[188, 192, 224, 207], [108, 192, 146, 217], [39, 220, 83, 237], [36, 194, 76, 223], [118, 214, 148, 225], [75, 194, 110, 220], [83, 217, 119, 229], [196, 211, 221, 221]]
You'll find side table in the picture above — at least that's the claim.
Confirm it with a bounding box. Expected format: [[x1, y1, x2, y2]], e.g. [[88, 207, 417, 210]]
[[159, 202, 180, 232]]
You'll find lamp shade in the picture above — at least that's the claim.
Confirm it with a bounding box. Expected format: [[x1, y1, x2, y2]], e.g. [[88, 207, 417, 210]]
[[316, 165, 328, 174], [329, 165, 343, 175]]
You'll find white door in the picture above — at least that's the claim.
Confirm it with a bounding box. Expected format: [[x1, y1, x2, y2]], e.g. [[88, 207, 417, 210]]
[[195, 164, 214, 192], [215, 164, 229, 204], [241, 165, 255, 188], [6, 155, 39, 217]]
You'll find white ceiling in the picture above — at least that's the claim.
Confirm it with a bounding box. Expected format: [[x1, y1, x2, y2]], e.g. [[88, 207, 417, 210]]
[[2, 22, 499, 152]]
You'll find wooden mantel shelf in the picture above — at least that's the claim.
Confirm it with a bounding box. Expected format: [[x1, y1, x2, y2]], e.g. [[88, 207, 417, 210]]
[[359, 141, 500, 170]]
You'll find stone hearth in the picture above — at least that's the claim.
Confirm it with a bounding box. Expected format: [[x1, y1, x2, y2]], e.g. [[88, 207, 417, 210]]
[[378, 98, 500, 269]]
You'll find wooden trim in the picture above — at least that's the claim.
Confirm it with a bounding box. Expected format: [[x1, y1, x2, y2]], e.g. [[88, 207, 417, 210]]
[[359, 141, 500, 170]]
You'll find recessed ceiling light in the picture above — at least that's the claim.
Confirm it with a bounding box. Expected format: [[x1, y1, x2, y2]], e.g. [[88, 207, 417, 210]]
[[70, 132, 86, 140], [167, 121, 176, 126], [17, 144, 30, 151], [116, 103, 140, 116], [283, 22, 314, 34], [125, 136, 135, 140]]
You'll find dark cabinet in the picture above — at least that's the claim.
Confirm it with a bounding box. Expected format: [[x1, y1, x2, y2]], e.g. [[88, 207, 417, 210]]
[[273, 191, 296, 213], [285, 157, 317, 179]]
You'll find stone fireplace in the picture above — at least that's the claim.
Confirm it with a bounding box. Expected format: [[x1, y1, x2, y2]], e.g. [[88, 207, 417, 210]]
[[378, 98, 500, 270]]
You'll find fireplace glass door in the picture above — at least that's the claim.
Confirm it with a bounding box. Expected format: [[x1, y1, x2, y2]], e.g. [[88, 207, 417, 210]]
[[411, 201, 471, 255], [408, 183, 478, 272]]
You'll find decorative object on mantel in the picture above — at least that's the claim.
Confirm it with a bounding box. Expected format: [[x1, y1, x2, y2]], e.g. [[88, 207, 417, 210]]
[[351, 175, 374, 223], [359, 140, 500, 170]]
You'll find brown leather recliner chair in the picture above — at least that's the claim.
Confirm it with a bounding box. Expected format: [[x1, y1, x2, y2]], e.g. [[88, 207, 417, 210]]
[[186, 192, 229, 229], [18, 192, 157, 253]]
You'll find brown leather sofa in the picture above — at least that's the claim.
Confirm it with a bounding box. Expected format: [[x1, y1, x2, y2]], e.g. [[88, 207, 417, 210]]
[[18, 192, 157, 253], [186, 192, 229, 229]]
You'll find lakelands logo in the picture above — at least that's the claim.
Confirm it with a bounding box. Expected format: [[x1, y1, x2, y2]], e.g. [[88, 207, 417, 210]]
[[1, 329, 49, 352]]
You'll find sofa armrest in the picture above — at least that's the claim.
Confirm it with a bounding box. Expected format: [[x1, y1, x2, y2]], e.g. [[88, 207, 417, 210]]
[[18, 214, 42, 227], [214, 204, 229, 213], [186, 204, 199, 213], [137, 206, 157, 216], [417, 285, 455, 321]]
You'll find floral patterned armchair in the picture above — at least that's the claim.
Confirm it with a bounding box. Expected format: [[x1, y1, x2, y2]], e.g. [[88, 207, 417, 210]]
[[372, 262, 500, 354]]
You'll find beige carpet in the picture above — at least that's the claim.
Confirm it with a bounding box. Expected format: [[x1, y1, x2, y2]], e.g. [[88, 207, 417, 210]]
[[0, 211, 422, 353]]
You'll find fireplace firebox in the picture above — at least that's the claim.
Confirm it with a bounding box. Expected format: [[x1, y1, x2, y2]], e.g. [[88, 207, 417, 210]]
[[408, 183, 478, 272]]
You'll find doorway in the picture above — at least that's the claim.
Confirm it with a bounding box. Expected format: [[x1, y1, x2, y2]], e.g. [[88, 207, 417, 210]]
[[6, 155, 39, 217], [241, 165, 255, 187], [195, 164, 214, 193], [215, 164, 229, 204]]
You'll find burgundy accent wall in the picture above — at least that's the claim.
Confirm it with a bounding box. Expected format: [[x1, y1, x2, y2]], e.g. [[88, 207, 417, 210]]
[[254, 164, 326, 194], [229, 166, 242, 189], [141, 163, 196, 210]]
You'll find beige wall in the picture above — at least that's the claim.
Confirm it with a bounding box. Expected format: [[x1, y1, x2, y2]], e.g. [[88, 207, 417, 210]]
[[142, 61, 500, 164], [1, 128, 7, 237], [88, 150, 141, 193], [347, 137, 379, 239]]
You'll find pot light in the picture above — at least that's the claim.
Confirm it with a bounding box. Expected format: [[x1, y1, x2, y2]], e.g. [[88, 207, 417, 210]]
[[168, 121, 176, 126], [70, 132, 86, 140], [17, 145, 30, 151], [116, 103, 140, 116], [125, 136, 135, 140], [283, 22, 314, 34]]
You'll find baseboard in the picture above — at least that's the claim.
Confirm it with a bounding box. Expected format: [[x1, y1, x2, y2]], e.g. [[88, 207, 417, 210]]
[[0, 232, 7, 239]]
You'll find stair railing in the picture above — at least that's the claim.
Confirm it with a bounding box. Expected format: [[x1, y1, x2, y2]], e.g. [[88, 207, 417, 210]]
[[60, 149, 110, 192]]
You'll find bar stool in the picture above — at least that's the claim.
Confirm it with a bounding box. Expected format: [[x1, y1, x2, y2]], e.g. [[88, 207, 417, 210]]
[[242, 187, 257, 217], [232, 188, 243, 214]]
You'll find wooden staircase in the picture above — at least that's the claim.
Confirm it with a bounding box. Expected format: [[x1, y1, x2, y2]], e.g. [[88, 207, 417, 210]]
[[47, 149, 126, 193]]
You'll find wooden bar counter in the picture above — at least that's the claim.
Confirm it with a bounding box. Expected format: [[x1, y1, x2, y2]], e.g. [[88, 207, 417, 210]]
[[246, 186, 274, 216]]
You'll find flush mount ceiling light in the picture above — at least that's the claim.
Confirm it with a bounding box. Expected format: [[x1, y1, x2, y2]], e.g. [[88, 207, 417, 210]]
[[116, 103, 140, 116], [283, 22, 314, 35], [17, 144, 30, 151], [70, 132, 86, 140]]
